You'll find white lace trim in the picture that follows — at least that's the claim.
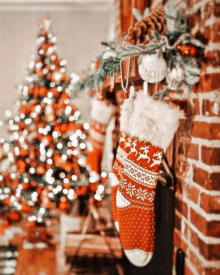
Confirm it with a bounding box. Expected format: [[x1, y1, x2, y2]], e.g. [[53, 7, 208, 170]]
[[116, 190, 131, 208], [124, 158, 158, 188]]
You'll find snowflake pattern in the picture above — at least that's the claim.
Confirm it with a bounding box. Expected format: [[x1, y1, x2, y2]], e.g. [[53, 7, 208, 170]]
[[120, 177, 156, 203], [120, 177, 127, 189], [125, 183, 136, 197], [135, 188, 148, 201]]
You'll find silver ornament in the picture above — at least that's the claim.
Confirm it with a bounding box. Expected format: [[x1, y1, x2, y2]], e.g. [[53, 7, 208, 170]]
[[167, 66, 185, 90], [138, 52, 167, 83]]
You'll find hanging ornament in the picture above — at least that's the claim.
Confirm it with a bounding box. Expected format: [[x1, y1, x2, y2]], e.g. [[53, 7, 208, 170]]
[[138, 51, 167, 83], [25, 220, 36, 229], [167, 65, 185, 90], [39, 86, 48, 97], [36, 164, 46, 176], [58, 196, 71, 212], [22, 181, 30, 191], [120, 58, 131, 99], [75, 186, 89, 196], [21, 201, 32, 213], [16, 159, 27, 173], [20, 147, 29, 158], [3, 196, 11, 207], [176, 44, 198, 57], [8, 210, 22, 223]]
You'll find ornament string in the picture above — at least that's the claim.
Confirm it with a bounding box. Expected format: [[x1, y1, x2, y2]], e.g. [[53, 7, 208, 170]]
[[120, 57, 131, 98], [162, 33, 191, 50]]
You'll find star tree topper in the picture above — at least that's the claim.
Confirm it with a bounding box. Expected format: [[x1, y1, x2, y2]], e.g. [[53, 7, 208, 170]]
[[38, 15, 51, 31]]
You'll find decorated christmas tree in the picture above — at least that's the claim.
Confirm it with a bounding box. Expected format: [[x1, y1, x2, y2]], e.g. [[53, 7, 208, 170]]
[[0, 16, 95, 240]]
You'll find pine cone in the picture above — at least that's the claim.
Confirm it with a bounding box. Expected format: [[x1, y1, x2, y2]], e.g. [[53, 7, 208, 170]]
[[126, 4, 166, 45]]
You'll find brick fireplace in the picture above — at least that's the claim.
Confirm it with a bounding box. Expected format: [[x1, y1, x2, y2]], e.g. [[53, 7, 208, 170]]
[[171, 0, 220, 274]]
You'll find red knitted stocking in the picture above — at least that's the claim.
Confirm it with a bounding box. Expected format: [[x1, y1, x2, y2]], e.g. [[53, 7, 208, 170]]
[[110, 96, 134, 231], [87, 98, 115, 177], [116, 93, 181, 267], [111, 132, 132, 231]]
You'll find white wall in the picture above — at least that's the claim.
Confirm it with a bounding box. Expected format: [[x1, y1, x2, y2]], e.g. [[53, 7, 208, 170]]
[[0, 2, 112, 136]]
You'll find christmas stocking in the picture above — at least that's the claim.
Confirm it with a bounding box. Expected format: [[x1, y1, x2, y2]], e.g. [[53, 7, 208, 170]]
[[87, 97, 115, 177], [110, 95, 134, 231], [116, 93, 181, 267]]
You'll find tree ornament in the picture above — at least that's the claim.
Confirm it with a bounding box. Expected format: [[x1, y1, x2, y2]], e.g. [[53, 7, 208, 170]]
[[138, 51, 167, 83], [167, 65, 185, 90], [8, 210, 22, 223], [21, 201, 32, 213], [3, 196, 11, 207], [35, 164, 46, 176], [39, 86, 48, 97], [2, 218, 10, 228], [22, 181, 30, 191], [62, 182, 71, 189], [20, 147, 29, 158], [177, 44, 198, 57], [17, 159, 27, 173], [58, 196, 71, 212], [25, 220, 36, 229], [75, 186, 89, 195]]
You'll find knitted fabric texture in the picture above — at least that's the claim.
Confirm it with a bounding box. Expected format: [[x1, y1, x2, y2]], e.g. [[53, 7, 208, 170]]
[[87, 98, 115, 174], [117, 93, 180, 267], [110, 96, 135, 230]]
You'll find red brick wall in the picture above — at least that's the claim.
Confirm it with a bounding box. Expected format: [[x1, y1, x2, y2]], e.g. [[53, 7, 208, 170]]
[[172, 0, 220, 274]]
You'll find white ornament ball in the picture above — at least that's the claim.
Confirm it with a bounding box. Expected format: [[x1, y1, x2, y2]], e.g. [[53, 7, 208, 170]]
[[102, 50, 117, 60], [167, 66, 185, 90], [138, 52, 167, 83]]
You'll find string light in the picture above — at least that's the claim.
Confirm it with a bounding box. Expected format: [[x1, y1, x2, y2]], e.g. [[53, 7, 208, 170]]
[[0, 15, 103, 237]]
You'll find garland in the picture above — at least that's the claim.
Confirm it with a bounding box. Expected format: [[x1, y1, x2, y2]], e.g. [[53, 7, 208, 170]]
[[74, 0, 205, 101]]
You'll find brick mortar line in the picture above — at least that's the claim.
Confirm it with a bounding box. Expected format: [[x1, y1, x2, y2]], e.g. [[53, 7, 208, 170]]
[[205, 67, 220, 74], [176, 191, 220, 221], [184, 177, 220, 196], [187, 158, 220, 173], [190, 91, 220, 100], [206, 42, 220, 51], [194, 115, 220, 123], [205, 14, 220, 27], [174, 228, 220, 268], [191, 137, 220, 148], [185, 258, 200, 275], [193, 0, 211, 11], [175, 210, 220, 244]]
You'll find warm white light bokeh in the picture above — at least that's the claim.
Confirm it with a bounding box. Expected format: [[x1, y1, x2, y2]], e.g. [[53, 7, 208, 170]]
[[0, 0, 114, 136]]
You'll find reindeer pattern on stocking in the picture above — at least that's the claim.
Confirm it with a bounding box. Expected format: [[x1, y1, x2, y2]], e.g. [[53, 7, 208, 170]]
[[129, 140, 163, 169]]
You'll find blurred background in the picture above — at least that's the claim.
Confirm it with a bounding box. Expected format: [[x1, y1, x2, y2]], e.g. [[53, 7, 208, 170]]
[[0, 0, 115, 135]]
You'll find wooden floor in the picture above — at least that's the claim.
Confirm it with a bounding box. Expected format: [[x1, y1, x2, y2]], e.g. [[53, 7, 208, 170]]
[[15, 246, 56, 275]]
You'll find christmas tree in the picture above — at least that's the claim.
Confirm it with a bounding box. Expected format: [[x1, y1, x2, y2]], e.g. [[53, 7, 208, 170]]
[[0, 16, 94, 239]]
